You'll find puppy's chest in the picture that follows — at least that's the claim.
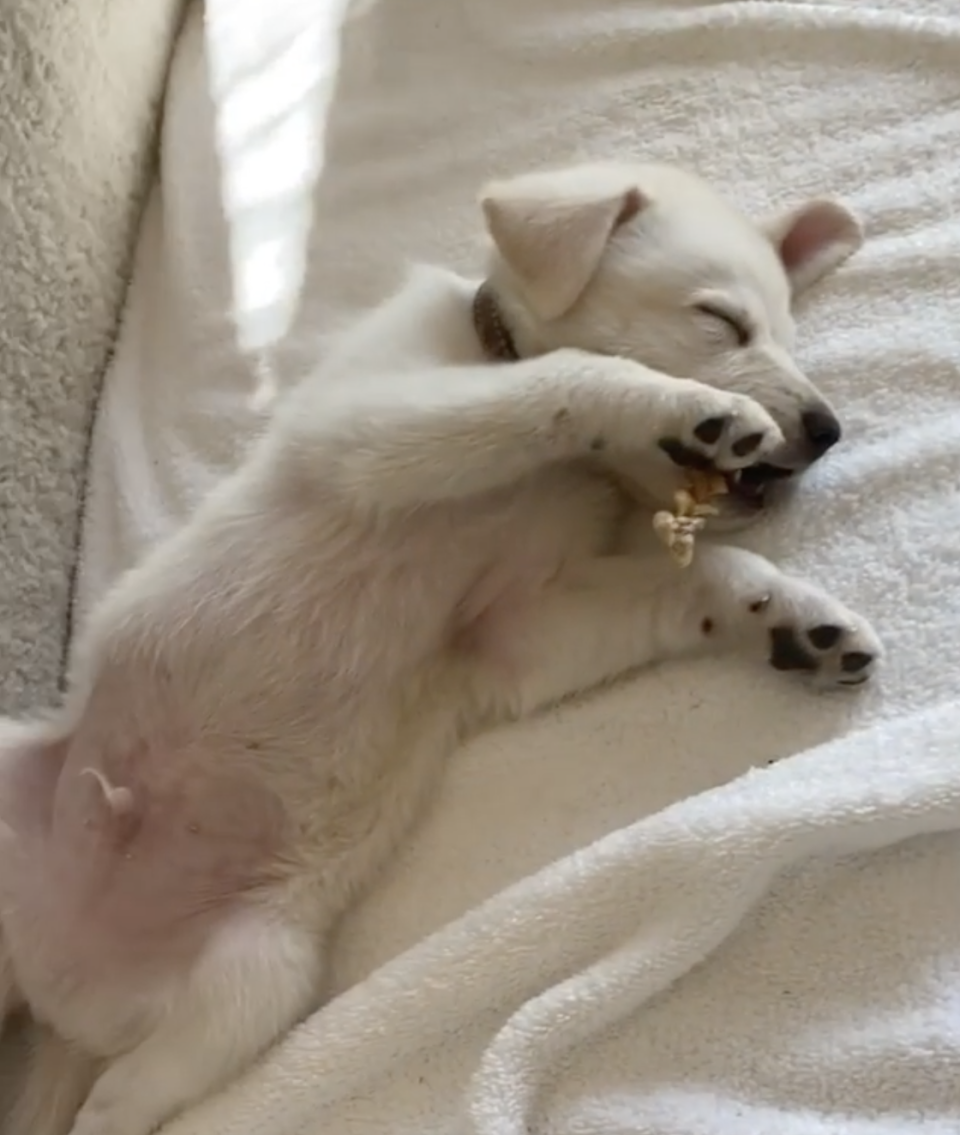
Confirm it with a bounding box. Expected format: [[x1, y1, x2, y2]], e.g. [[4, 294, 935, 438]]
[[453, 469, 622, 621]]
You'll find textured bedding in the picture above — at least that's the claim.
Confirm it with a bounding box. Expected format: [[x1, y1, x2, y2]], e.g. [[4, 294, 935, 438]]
[[75, 1, 960, 1133], [0, 0, 185, 715]]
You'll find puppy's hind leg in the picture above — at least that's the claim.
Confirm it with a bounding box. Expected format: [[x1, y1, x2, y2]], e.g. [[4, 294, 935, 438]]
[[4, 1027, 99, 1135], [0, 716, 69, 1033], [0, 928, 20, 1026], [66, 909, 324, 1135]]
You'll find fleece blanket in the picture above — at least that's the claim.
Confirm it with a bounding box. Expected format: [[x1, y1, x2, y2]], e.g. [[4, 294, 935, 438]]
[[75, 1, 960, 1133], [0, 0, 185, 715]]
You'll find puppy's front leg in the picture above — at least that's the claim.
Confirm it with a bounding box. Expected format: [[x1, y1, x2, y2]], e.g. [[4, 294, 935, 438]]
[[487, 547, 880, 717], [280, 350, 783, 513]]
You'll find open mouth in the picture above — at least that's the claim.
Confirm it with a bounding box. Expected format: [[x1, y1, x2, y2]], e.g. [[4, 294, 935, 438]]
[[723, 463, 794, 509]]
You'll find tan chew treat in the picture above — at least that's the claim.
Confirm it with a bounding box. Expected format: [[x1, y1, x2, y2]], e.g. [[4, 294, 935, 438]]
[[653, 469, 728, 568]]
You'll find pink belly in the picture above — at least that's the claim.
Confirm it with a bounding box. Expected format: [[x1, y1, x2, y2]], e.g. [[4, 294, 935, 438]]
[[2, 736, 289, 985]]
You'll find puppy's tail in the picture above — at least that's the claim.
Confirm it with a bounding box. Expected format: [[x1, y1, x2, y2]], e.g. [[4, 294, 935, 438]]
[[3, 1024, 100, 1135]]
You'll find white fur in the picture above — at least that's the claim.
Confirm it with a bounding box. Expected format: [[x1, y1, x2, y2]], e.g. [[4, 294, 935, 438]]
[[0, 162, 881, 1135]]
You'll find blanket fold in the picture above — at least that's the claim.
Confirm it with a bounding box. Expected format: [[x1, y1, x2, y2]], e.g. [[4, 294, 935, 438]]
[[161, 699, 960, 1135]]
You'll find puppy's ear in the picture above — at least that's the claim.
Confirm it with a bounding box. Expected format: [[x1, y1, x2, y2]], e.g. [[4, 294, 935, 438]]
[[480, 170, 647, 320], [763, 198, 863, 299]]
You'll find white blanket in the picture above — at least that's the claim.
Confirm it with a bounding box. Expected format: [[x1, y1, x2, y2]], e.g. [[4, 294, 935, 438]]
[[75, 1, 960, 1133]]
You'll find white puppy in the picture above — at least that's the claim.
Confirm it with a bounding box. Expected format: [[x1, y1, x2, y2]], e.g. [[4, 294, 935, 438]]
[[0, 162, 882, 1135]]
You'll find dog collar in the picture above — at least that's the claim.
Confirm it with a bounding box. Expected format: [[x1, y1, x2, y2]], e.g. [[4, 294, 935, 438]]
[[472, 282, 520, 362]]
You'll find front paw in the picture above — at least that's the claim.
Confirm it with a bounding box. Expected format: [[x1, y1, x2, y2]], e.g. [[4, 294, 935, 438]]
[[658, 387, 783, 474]]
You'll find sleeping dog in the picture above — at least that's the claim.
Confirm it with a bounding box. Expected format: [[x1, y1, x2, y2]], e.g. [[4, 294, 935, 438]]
[[0, 161, 881, 1135]]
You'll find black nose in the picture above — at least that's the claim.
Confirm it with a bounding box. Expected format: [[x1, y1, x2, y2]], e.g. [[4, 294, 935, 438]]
[[802, 408, 842, 455]]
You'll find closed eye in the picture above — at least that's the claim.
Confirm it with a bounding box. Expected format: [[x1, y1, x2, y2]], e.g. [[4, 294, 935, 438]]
[[693, 302, 752, 348]]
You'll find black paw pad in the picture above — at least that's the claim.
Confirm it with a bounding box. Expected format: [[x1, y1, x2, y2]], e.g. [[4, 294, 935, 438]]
[[769, 626, 819, 672], [658, 438, 714, 470], [807, 624, 843, 651], [732, 431, 765, 458], [841, 651, 873, 673], [693, 416, 727, 445]]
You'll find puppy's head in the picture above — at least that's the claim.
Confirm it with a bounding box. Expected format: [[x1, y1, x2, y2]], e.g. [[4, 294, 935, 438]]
[[480, 161, 862, 516]]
